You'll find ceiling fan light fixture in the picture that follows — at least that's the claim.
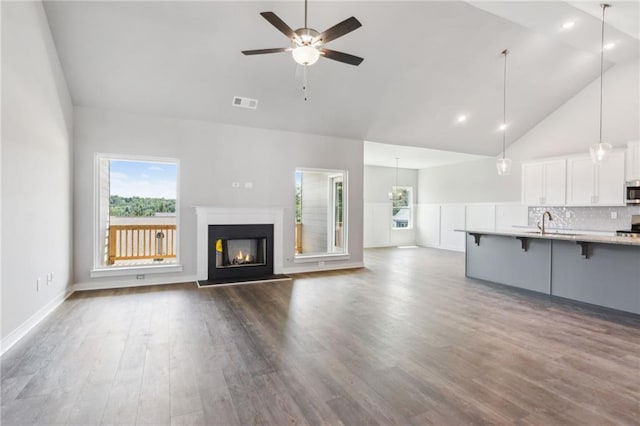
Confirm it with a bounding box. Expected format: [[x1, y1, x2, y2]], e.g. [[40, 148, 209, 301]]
[[292, 45, 320, 65]]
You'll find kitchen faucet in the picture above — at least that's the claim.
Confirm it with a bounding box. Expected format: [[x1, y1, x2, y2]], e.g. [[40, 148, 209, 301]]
[[537, 211, 553, 234]]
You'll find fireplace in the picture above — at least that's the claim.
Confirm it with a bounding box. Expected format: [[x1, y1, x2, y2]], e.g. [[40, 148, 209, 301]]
[[207, 224, 274, 283]]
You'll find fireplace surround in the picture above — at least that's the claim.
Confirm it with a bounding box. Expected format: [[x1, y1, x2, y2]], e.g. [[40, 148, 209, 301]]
[[207, 224, 273, 282], [195, 207, 286, 285]]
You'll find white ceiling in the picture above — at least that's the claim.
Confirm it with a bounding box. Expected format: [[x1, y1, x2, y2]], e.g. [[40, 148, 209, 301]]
[[43, 1, 640, 156], [364, 141, 489, 169]]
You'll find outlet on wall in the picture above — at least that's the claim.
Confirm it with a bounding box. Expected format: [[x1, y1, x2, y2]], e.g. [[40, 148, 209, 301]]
[[611, 212, 618, 219], [136, 275, 145, 280]]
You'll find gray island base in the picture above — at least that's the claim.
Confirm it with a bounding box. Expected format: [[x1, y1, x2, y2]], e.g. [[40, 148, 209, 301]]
[[459, 230, 640, 315]]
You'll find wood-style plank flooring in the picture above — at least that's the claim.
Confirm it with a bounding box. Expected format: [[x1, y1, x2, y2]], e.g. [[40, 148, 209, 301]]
[[2, 247, 639, 425]]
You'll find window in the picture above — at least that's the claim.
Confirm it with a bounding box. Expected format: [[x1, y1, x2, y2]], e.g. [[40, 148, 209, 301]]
[[295, 169, 347, 258], [94, 155, 180, 273], [391, 186, 413, 229]]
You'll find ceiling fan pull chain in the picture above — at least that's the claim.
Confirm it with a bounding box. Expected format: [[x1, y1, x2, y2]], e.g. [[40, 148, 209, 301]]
[[303, 65, 309, 101]]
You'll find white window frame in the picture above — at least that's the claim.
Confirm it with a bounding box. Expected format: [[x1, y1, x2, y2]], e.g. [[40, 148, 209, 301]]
[[294, 167, 350, 263], [391, 186, 413, 230], [91, 153, 183, 277]]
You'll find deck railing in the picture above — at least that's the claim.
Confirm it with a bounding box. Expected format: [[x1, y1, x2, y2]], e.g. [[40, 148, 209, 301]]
[[295, 223, 303, 254], [108, 224, 177, 265]]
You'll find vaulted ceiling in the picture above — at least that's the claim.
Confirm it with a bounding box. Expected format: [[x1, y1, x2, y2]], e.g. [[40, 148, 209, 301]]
[[43, 1, 639, 156]]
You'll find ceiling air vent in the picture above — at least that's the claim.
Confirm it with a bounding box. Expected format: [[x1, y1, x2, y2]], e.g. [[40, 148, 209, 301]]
[[232, 96, 258, 110]]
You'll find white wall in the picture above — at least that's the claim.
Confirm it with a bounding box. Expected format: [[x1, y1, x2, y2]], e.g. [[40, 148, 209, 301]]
[[418, 59, 640, 205], [73, 107, 364, 286], [363, 165, 417, 247], [508, 58, 640, 161], [418, 158, 521, 204], [1, 1, 74, 345]]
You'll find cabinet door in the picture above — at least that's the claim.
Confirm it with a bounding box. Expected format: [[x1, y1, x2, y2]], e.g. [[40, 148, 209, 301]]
[[543, 160, 566, 206], [596, 151, 625, 205], [627, 141, 640, 181], [566, 156, 595, 206], [522, 162, 544, 205]]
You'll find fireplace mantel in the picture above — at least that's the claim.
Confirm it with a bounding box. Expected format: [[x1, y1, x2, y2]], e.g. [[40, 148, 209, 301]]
[[195, 207, 285, 280]]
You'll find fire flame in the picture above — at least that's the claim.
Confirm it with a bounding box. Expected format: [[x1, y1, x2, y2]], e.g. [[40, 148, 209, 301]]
[[235, 251, 252, 263]]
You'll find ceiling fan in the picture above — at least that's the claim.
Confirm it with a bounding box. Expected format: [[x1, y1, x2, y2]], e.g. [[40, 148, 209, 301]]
[[241, 0, 364, 67]]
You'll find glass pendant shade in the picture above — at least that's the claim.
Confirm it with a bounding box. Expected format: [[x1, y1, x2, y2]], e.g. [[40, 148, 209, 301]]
[[590, 4, 612, 164], [292, 46, 320, 66], [388, 187, 403, 201], [496, 157, 512, 176], [589, 142, 613, 164]]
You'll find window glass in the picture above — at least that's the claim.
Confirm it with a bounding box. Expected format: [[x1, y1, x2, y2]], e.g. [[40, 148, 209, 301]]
[[391, 186, 412, 229], [295, 169, 347, 256], [97, 156, 178, 268]]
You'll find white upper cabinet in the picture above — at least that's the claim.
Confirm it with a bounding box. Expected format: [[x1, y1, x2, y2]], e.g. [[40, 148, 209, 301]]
[[522, 159, 566, 206], [566, 156, 595, 205], [566, 151, 625, 206], [627, 141, 640, 181]]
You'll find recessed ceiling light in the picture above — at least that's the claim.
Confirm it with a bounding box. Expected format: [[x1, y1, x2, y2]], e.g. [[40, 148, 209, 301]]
[[562, 21, 575, 30], [457, 115, 467, 123], [603, 42, 616, 50], [499, 123, 507, 131]]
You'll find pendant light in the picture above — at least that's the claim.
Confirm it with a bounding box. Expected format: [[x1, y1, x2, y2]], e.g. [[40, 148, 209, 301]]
[[589, 4, 613, 164], [496, 49, 512, 176], [388, 158, 403, 201]]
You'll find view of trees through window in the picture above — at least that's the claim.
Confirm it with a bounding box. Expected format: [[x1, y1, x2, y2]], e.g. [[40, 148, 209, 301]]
[[110, 195, 175, 217]]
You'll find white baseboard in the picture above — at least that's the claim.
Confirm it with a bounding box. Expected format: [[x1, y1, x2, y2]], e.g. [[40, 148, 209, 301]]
[[1, 288, 74, 356], [418, 243, 465, 253], [282, 261, 365, 275], [74, 274, 199, 292]]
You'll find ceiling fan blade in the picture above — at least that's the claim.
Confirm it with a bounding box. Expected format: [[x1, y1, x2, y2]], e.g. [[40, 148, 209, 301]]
[[242, 48, 290, 56], [260, 12, 298, 41], [314, 16, 362, 44], [319, 48, 364, 66]]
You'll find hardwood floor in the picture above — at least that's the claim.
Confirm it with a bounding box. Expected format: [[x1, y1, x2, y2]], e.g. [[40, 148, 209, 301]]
[[2, 247, 639, 425]]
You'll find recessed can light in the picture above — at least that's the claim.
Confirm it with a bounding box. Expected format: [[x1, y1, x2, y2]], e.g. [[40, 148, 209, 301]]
[[562, 21, 575, 29], [457, 115, 467, 123], [603, 42, 616, 50], [499, 123, 507, 131]]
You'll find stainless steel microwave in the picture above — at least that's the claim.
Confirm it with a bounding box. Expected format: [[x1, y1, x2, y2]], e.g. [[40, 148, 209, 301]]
[[627, 180, 640, 204]]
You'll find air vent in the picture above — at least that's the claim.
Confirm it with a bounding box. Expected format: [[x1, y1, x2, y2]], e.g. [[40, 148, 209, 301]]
[[232, 96, 258, 110]]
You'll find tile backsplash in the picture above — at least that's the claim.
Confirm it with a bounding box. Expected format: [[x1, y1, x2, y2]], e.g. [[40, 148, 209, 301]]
[[528, 206, 640, 232]]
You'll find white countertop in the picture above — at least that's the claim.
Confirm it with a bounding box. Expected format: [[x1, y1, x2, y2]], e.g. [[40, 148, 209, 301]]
[[455, 228, 640, 247]]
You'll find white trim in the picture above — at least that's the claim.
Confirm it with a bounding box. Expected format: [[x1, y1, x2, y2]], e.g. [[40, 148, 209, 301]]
[[74, 274, 199, 292], [283, 261, 364, 274], [90, 263, 183, 278], [295, 167, 349, 259], [0, 288, 75, 356], [294, 253, 351, 263], [93, 153, 181, 271]]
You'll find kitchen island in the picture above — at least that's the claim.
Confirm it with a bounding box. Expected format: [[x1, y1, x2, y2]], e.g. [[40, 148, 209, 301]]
[[457, 229, 640, 314]]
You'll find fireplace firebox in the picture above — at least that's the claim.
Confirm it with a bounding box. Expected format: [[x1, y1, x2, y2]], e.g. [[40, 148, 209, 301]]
[[207, 224, 274, 283]]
